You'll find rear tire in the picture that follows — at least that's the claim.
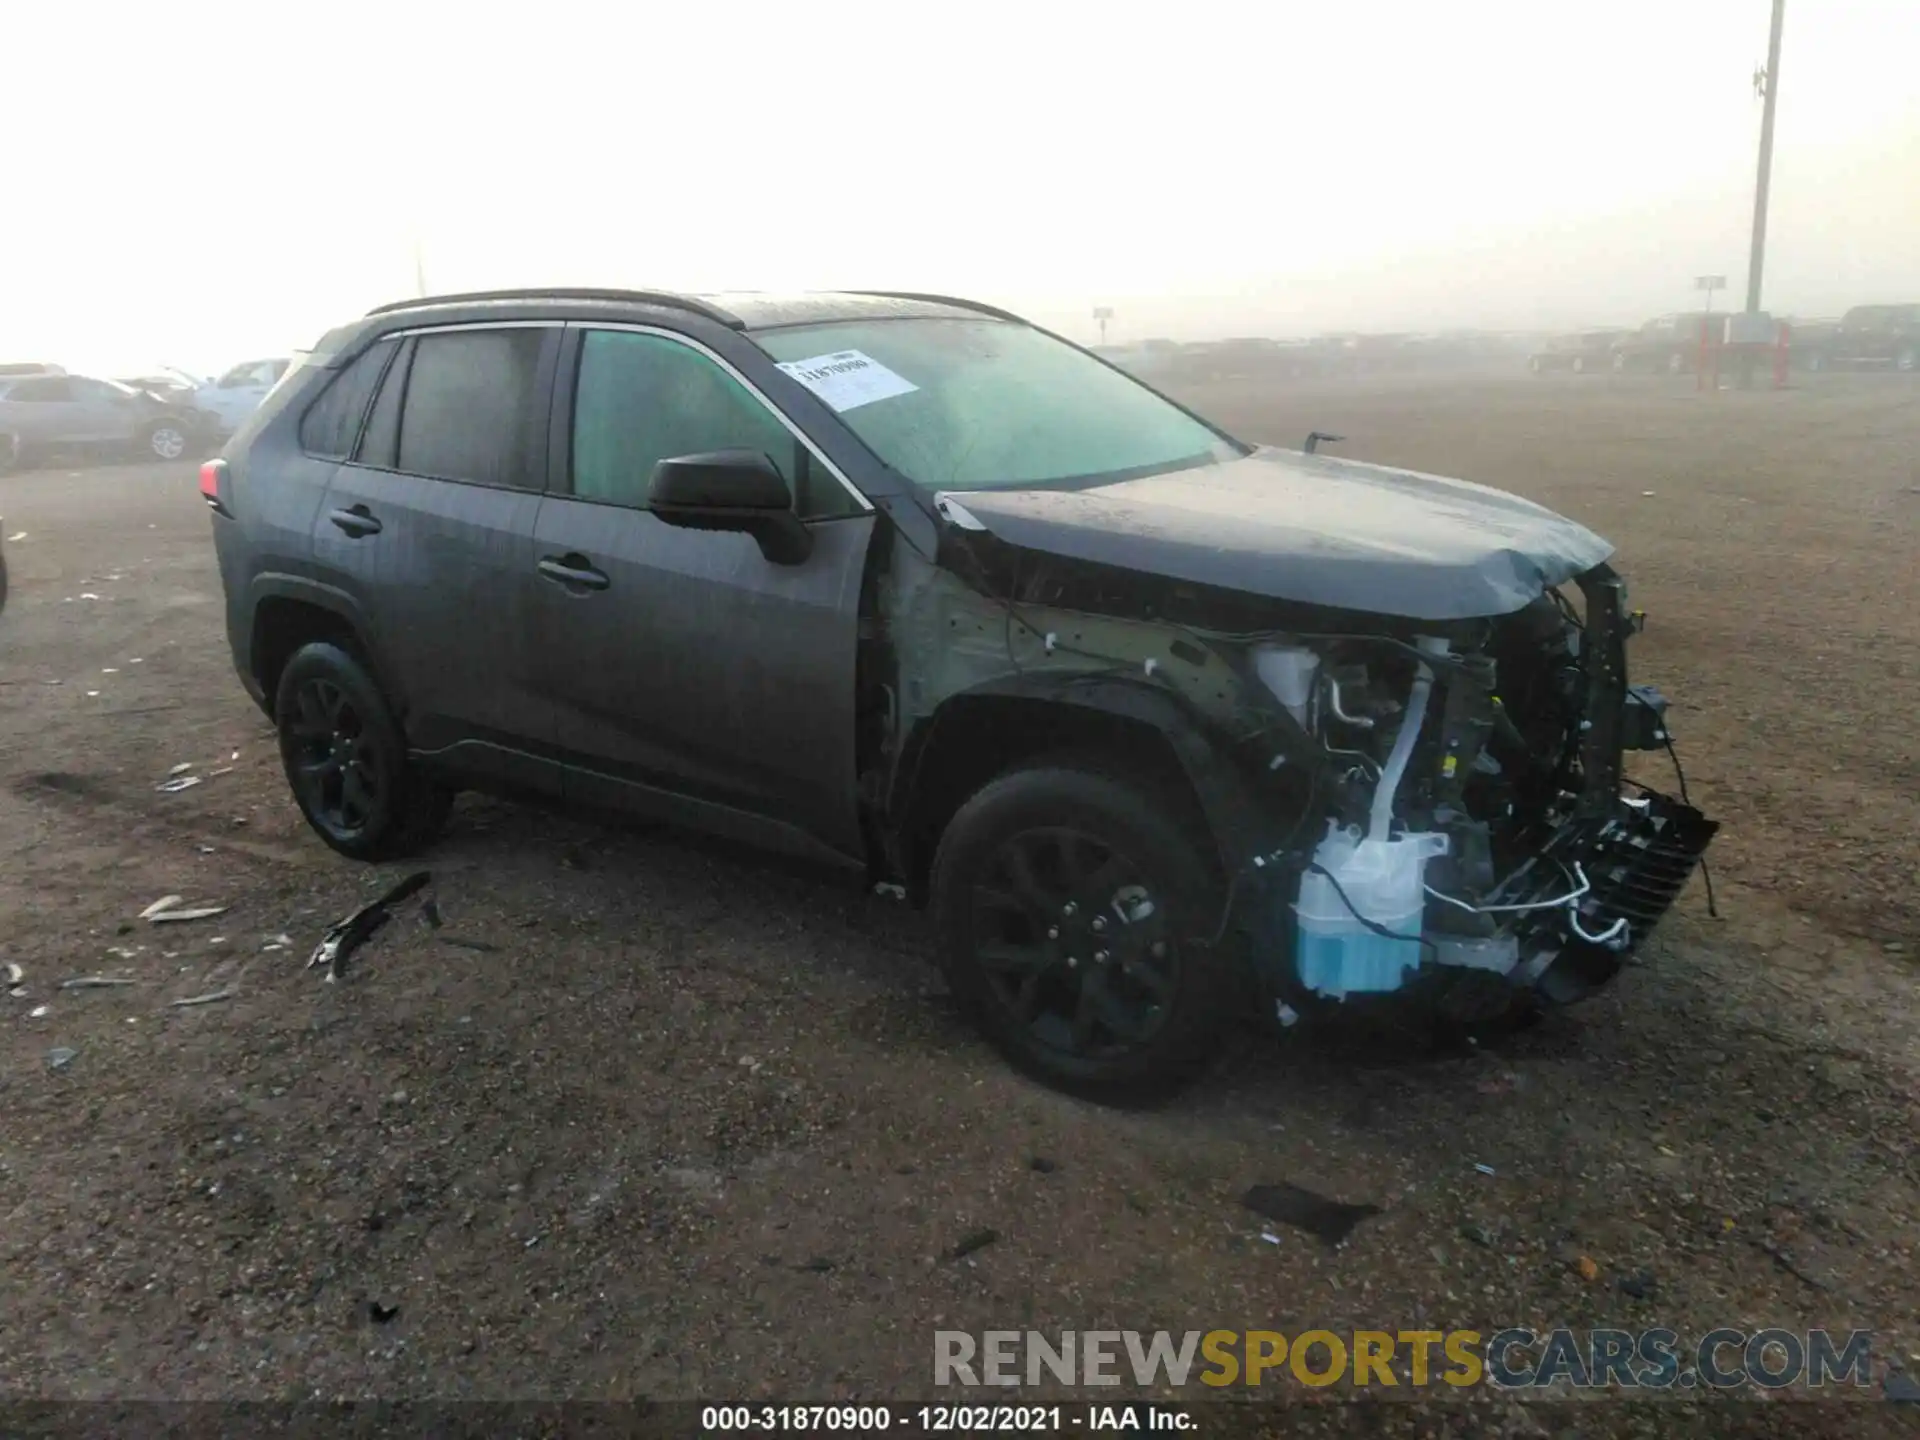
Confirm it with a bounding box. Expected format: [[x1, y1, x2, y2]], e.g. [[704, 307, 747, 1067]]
[[930, 758, 1238, 1104], [273, 642, 452, 861], [146, 420, 189, 461], [1898, 347, 1917, 373]]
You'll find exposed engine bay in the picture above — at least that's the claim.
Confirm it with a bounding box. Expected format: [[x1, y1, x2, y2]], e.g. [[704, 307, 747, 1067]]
[[882, 525, 1719, 1022]]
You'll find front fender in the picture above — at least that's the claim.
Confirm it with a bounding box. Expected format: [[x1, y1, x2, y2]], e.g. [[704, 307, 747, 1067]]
[[890, 671, 1281, 883]]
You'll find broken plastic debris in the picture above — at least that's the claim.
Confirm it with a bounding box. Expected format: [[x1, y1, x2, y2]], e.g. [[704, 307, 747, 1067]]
[[872, 881, 906, 900], [29, 1005, 51, 1018], [101, 667, 119, 674], [1473, 1162, 1497, 1176], [155, 776, 202, 794], [6, 531, 25, 542], [47, 1047, 78, 1070], [80, 593, 100, 601], [151, 906, 229, 924], [167, 762, 195, 777], [86, 690, 101, 698], [947, 1228, 1000, 1261], [59, 977, 137, 990], [262, 934, 293, 952], [170, 989, 234, 1008], [207, 767, 234, 778], [1260, 1232, 1283, 1245], [3, 962, 21, 986], [1242, 1182, 1381, 1249], [308, 871, 431, 981], [140, 896, 185, 919]]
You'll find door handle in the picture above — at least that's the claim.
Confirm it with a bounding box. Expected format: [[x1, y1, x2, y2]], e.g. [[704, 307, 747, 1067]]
[[328, 505, 382, 537], [537, 554, 610, 591]]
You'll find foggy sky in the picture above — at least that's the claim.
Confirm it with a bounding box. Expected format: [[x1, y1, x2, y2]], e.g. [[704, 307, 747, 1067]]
[[8, 0, 1917, 372]]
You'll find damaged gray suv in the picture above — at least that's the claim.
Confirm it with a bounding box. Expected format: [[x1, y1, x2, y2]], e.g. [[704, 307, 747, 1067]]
[[205, 288, 1715, 1101]]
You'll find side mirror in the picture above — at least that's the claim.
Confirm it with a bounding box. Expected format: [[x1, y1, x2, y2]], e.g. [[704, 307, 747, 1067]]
[[647, 449, 813, 565]]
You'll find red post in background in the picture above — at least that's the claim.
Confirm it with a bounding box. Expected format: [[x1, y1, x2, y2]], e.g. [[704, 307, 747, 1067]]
[[1774, 321, 1791, 387]]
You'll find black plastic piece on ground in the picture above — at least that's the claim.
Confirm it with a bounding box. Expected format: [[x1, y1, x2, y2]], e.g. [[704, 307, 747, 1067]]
[[1242, 1182, 1381, 1248], [308, 871, 432, 981]]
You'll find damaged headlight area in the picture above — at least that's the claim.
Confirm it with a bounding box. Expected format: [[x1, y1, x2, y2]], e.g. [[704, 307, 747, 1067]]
[[1229, 565, 1717, 1019]]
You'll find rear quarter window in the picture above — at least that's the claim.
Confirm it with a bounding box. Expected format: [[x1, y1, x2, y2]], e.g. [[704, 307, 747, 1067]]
[[298, 340, 399, 460]]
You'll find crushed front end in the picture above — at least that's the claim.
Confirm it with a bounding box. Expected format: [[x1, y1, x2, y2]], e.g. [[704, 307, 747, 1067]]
[[1224, 563, 1718, 1021]]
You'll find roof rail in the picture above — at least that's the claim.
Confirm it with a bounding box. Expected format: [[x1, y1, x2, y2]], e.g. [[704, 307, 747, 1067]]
[[364, 287, 745, 328], [844, 290, 1028, 324]]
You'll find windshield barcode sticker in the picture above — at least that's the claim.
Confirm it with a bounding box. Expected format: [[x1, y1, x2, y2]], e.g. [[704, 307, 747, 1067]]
[[776, 350, 918, 412]]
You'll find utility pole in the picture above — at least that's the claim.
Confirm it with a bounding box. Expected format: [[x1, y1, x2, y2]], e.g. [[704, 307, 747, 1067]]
[[1745, 0, 1786, 316], [413, 237, 429, 299]]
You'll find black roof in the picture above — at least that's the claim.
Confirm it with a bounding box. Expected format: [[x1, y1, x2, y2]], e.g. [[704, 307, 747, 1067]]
[[364, 288, 1020, 332]]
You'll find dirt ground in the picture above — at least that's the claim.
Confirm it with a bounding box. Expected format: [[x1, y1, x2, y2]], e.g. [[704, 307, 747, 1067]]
[[1, 369, 1916, 1431]]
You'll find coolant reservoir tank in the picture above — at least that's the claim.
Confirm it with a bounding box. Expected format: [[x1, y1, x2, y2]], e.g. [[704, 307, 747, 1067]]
[[1252, 646, 1320, 729]]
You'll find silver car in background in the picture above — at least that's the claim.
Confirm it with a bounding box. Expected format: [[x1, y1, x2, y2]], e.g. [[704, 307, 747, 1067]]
[[0, 373, 214, 473]]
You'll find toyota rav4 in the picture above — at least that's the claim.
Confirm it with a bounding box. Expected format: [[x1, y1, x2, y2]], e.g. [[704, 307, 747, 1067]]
[[204, 288, 1716, 1101]]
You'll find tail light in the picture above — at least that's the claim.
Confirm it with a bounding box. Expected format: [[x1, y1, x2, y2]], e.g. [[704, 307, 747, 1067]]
[[199, 459, 231, 516]]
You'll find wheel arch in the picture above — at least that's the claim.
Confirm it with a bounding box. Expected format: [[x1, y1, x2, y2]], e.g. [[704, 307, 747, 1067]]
[[883, 675, 1270, 906], [245, 577, 404, 721]]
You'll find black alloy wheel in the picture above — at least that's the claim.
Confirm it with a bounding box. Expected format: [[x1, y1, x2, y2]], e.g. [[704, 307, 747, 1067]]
[[284, 675, 387, 842], [969, 825, 1177, 1061], [931, 760, 1238, 1103], [273, 641, 451, 860]]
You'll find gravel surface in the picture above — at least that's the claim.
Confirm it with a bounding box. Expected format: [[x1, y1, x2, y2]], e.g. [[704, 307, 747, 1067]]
[[0, 371, 1915, 1431]]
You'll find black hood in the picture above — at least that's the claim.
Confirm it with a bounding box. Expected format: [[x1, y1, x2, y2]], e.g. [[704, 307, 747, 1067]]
[[934, 446, 1614, 621]]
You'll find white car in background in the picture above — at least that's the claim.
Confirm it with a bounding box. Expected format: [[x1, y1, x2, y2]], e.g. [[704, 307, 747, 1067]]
[[194, 358, 292, 434]]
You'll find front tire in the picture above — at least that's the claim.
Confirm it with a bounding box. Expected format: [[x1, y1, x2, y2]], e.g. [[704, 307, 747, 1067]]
[[274, 642, 452, 861], [930, 759, 1238, 1104]]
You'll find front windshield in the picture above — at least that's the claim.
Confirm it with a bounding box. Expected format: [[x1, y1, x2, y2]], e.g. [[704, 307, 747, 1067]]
[[752, 317, 1244, 491]]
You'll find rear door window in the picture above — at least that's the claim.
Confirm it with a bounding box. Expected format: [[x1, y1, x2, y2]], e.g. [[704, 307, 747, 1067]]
[[299, 340, 398, 460], [4, 377, 73, 402], [396, 328, 550, 488]]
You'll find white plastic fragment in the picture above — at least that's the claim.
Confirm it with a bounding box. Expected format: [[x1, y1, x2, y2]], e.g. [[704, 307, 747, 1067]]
[[150, 906, 229, 924], [140, 895, 185, 920]]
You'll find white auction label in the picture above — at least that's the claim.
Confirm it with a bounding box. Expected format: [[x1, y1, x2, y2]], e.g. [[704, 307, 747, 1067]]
[[776, 350, 919, 412]]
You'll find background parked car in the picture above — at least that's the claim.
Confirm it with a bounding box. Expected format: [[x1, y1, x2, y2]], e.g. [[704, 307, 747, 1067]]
[[0, 373, 214, 472], [194, 357, 292, 434], [1528, 329, 1628, 375], [0, 362, 65, 378], [1814, 304, 1920, 372], [1610, 313, 1725, 374], [115, 366, 209, 405]]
